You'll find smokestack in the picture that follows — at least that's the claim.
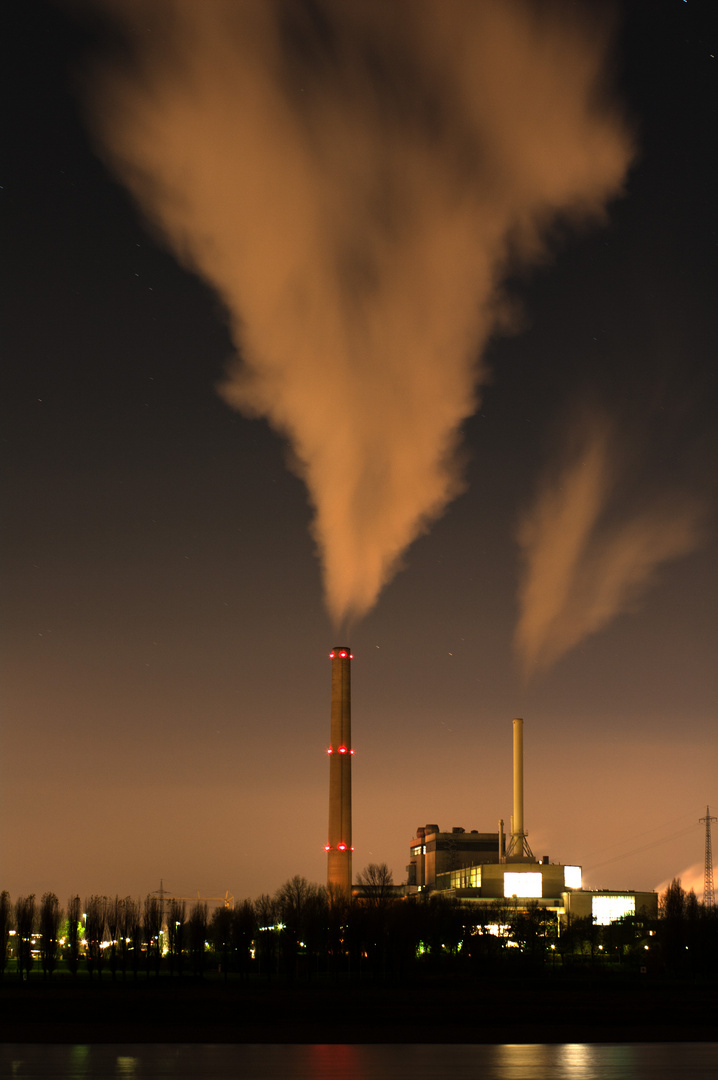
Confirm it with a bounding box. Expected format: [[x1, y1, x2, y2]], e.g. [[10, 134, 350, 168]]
[[513, 717, 524, 846], [507, 717, 534, 861], [326, 647, 353, 896]]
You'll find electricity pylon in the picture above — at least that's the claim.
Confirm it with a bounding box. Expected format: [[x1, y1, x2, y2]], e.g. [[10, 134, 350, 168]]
[[699, 806, 717, 909]]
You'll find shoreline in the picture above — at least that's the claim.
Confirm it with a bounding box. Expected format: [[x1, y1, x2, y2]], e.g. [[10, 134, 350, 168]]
[[2, 972, 716, 1044]]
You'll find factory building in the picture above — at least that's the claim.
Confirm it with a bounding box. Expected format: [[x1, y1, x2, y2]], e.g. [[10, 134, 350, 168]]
[[407, 822, 657, 924], [322, 651, 658, 925], [407, 824, 503, 887], [404, 718, 658, 925]]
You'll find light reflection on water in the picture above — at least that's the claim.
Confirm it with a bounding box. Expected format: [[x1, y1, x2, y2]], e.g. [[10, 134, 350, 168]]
[[1, 1043, 717, 1080]]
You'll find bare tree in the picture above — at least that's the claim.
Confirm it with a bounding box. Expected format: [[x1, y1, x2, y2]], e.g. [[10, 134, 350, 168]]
[[84, 896, 107, 980], [124, 897, 142, 980], [39, 893, 62, 979], [356, 863, 394, 906], [15, 895, 36, 979], [0, 891, 11, 978], [253, 893, 277, 979], [166, 899, 186, 977], [232, 899, 256, 980], [326, 882, 351, 978], [188, 902, 208, 978], [275, 875, 325, 980], [117, 897, 132, 979], [211, 906, 232, 979], [66, 896, 81, 977], [143, 895, 162, 977], [106, 896, 122, 980]]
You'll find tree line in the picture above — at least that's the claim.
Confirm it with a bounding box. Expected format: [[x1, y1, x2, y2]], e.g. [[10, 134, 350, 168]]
[[1, 871, 716, 983]]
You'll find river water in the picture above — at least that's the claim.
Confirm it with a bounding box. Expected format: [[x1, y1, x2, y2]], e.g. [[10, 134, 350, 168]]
[[1, 1043, 717, 1079]]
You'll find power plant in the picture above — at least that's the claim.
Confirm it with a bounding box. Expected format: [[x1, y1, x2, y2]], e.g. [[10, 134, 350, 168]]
[[322, 651, 657, 924], [325, 647, 353, 897], [406, 714, 657, 925]]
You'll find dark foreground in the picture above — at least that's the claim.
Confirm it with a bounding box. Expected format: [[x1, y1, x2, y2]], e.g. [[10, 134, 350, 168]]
[[2, 972, 717, 1044]]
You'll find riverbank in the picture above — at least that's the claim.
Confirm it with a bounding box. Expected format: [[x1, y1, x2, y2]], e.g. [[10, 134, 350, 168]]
[[2, 970, 716, 1043]]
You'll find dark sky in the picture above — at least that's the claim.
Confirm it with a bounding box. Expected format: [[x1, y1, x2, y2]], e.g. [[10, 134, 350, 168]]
[[3, 0, 716, 906]]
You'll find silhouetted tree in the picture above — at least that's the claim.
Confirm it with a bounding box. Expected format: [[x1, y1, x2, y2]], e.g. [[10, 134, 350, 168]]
[[232, 899, 256, 979], [275, 875, 320, 979], [84, 895, 107, 980], [211, 905, 233, 979], [15, 895, 36, 978], [254, 893, 277, 979], [660, 877, 686, 972], [187, 901, 208, 977], [326, 883, 351, 978], [143, 895, 162, 977], [66, 896, 81, 977], [39, 893, 61, 979], [125, 897, 142, 980], [117, 897, 132, 979], [0, 891, 11, 977], [166, 899, 186, 977], [356, 862, 394, 905], [106, 896, 122, 980], [509, 900, 550, 965]]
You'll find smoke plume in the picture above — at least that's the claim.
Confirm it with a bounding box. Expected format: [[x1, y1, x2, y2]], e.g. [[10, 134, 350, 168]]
[[515, 408, 707, 676], [82, 0, 632, 626]]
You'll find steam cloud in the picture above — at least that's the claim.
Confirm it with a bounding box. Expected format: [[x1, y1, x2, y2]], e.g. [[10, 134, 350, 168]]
[[83, 0, 632, 627], [515, 409, 707, 676]]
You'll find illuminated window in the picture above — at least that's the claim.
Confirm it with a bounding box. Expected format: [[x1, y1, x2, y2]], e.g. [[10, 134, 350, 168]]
[[592, 895, 635, 925], [564, 865, 582, 889], [504, 872, 542, 899]]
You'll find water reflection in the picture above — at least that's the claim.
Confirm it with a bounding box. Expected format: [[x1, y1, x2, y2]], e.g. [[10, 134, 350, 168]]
[[115, 1055, 138, 1077], [0, 1043, 716, 1079]]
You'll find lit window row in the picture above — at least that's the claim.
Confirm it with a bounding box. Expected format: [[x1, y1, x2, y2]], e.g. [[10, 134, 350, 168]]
[[504, 872, 543, 899], [592, 894, 635, 925]]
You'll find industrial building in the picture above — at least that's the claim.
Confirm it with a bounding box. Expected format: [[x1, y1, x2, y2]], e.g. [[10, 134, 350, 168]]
[[324, 650, 657, 925], [405, 719, 657, 926]]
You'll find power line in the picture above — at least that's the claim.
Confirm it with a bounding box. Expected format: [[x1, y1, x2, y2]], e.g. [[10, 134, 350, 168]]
[[585, 824, 697, 874], [581, 811, 700, 863]]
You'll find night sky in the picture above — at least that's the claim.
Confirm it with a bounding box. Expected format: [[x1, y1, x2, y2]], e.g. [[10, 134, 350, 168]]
[[3, 0, 716, 908]]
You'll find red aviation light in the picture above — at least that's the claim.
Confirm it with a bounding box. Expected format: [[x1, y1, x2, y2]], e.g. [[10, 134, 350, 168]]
[[338, 745, 347, 754], [326, 747, 333, 754], [329, 650, 354, 659], [324, 844, 331, 852], [337, 843, 347, 851]]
